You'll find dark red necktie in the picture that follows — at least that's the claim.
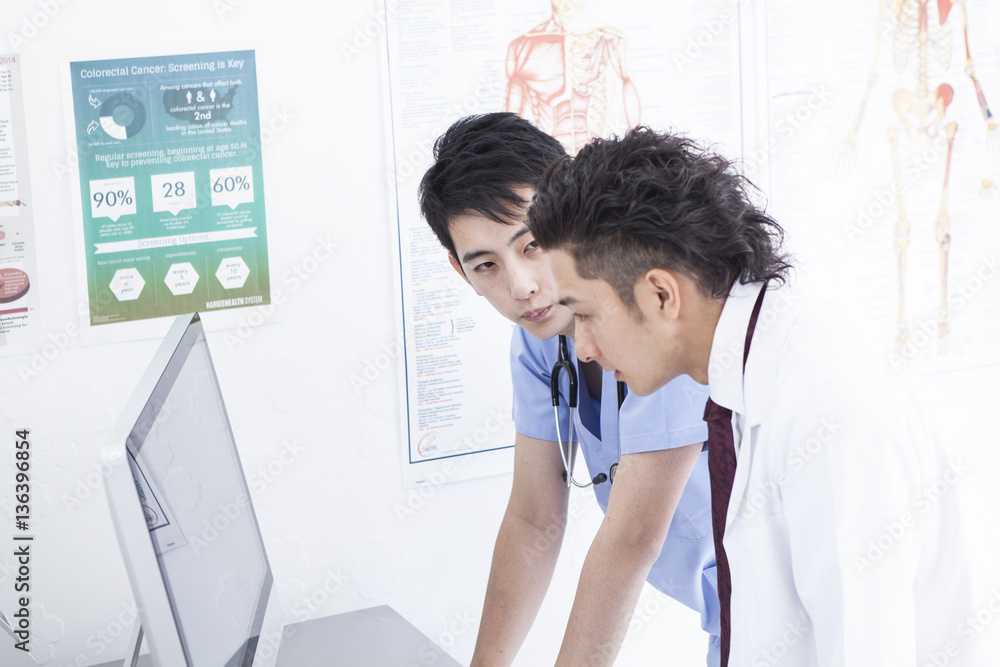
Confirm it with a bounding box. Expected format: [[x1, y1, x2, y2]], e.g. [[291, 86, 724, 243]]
[[705, 284, 767, 667]]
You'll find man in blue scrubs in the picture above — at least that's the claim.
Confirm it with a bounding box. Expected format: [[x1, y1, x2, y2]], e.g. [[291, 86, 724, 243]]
[[419, 113, 719, 666]]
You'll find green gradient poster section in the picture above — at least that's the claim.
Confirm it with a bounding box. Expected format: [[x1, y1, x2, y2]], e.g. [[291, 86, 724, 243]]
[[70, 50, 270, 326]]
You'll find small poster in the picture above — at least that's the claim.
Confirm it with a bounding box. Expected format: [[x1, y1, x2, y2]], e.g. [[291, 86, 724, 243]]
[[69, 50, 270, 327], [0, 54, 38, 352], [127, 443, 186, 556]]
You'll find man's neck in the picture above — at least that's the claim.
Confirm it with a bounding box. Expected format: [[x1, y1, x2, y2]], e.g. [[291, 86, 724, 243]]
[[687, 296, 727, 385]]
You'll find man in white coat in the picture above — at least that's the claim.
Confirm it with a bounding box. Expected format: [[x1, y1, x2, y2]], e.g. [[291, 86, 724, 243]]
[[526, 126, 989, 666]]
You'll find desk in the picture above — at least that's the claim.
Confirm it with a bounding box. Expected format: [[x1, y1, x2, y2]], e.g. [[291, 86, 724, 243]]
[[92, 606, 461, 667]]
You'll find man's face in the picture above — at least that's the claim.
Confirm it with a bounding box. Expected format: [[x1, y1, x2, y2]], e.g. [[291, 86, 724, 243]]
[[447, 190, 574, 340], [549, 248, 683, 395]]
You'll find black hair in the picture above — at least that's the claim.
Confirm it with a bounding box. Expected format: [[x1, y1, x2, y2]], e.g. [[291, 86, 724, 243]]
[[418, 113, 567, 259], [528, 127, 792, 310]]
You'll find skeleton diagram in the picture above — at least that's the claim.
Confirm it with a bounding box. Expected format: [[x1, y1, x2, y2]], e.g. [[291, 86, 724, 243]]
[[504, 0, 642, 155], [837, 0, 997, 350]]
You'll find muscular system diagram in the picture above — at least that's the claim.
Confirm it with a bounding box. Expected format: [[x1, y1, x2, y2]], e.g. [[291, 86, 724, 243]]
[[504, 0, 642, 155], [837, 0, 997, 352]]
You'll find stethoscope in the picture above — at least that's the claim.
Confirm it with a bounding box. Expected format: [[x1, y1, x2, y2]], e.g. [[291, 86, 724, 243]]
[[551, 334, 626, 488]]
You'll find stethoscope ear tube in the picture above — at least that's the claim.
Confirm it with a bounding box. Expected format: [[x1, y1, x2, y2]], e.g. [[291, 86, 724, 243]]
[[551, 335, 578, 408]]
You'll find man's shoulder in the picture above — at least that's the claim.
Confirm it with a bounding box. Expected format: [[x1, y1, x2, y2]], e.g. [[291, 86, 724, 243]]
[[765, 333, 932, 454]]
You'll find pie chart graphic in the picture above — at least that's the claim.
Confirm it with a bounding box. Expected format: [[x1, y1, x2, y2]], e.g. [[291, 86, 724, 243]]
[[99, 93, 147, 140], [0, 268, 29, 303]]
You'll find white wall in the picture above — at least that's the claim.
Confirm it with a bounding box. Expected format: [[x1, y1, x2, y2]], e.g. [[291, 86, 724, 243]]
[[0, 1, 997, 666]]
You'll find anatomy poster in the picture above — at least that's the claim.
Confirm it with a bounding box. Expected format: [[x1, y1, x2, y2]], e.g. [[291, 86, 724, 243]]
[[762, 0, 1000, 374], [384, 0, 747, 485], [0, 54, 38, 352], [68, 50, 271, 336]]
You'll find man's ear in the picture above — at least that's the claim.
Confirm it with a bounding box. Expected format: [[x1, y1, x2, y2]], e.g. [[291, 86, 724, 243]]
[[643, 268, 682, 320], [448, 254, 480, 295]]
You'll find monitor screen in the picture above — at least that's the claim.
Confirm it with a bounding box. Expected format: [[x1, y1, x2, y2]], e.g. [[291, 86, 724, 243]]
[[109, 313, 271, 667]]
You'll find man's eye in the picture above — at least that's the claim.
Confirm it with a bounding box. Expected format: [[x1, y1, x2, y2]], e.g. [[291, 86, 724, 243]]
[[525, 240, 539, 252], [474, 261, 495, 272], [574, 313, 588, 322]]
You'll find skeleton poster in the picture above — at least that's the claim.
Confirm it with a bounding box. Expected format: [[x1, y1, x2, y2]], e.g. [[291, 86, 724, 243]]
[[383, 0, 747, 486], [762, 0, 1000, 374]]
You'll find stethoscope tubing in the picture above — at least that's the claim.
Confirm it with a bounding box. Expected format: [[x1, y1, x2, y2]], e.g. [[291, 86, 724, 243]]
[[552, 334, 606, 488]]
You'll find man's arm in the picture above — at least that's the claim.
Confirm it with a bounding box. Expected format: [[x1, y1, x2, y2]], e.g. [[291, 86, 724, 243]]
[[555, 442, 703, 666], [470, 432, 572, 667], [504, 38, 531, 119], [608, 32, 641, 128]]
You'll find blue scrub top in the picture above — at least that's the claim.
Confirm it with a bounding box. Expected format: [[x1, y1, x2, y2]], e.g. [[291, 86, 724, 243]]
[[510, 326, 721, 653]]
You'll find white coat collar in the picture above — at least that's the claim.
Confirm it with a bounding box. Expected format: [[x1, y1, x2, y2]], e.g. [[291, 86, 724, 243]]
[[706, 280, 765, 418], [707, 280, 797, 427]]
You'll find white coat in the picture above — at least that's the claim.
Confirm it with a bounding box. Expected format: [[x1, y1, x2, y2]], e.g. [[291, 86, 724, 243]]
[[708, 280, 986, 666]]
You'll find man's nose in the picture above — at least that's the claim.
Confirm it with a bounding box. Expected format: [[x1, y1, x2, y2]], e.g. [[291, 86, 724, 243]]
[[574, 326, 598, 363], [509, 264, 539, 300]]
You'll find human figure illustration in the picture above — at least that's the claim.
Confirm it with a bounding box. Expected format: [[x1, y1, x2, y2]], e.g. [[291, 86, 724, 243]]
[[504, 0, 642, 155], [836, 0, 997, 351]]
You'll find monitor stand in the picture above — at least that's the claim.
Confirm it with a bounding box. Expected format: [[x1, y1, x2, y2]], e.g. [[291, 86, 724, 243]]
[[122, 619, 144, 667]]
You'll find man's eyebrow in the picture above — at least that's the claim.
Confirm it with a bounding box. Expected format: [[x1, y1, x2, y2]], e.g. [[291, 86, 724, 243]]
[[460, 225, 531, 265], [507, 226, 530, 246], [461, 248, 490, 264], [558, 296, 577, 307]]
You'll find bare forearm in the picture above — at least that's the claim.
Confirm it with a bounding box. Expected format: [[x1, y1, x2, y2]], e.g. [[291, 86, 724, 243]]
[[471, 510, 566, 667], [553, 446, 701, 666], [554, 522, 658, 667]]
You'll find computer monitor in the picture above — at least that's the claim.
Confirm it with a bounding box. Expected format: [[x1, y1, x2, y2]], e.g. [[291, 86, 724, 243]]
[[102, 313, 272, 667]]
